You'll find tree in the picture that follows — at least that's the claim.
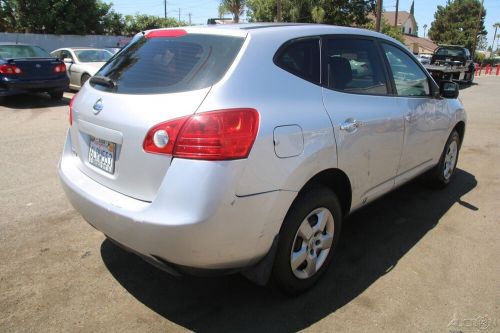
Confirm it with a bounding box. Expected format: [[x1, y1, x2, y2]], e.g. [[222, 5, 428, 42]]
[[0, 0, 18, 32], [247, 0, 376, 26], [0, 0, 113, 34], [219, 0, 246, 23], [123, 14, 184, 36], [363, 18, 405, 43], [428, 0, 486, 51]]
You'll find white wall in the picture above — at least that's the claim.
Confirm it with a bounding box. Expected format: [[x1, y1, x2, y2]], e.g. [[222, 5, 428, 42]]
[[0, 33, 131, 53]]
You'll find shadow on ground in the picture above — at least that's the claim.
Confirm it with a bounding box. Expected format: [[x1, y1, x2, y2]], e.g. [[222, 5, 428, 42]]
[[0, 93, 71, 109], [101, 168, 477, 332]]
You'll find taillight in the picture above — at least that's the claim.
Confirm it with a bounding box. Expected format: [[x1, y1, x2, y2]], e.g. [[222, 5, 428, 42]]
[[0, 64, 22, 75], [69, 94, 77, 126], [143, 108, 259, 160], [53, 63, 66, 73]]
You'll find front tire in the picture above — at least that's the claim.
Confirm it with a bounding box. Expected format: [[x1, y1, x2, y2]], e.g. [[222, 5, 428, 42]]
[[425, 130, 461, 188], [272, 185, 342, 294]]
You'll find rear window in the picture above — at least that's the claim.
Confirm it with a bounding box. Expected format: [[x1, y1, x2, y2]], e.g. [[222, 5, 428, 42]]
[[92, 33, 245, 94], [75, 50, 113, 62], [0, 45, 51, 59], [435, 47, 466, 57]]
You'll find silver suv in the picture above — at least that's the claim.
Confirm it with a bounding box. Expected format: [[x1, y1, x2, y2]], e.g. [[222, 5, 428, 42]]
[[59, 24, 466, 294]]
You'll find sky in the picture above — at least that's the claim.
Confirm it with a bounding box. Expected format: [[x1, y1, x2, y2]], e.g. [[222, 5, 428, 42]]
[[105, 0, 500, 48]]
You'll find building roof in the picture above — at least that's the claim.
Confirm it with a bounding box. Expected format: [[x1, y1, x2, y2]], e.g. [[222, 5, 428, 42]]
[[367, 11, 413, 27], [384, 11, 411, 26], [403, 35, 438, 53]]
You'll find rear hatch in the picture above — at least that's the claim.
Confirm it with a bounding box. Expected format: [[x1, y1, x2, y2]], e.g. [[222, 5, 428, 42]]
[[69, 29, 246, 201]]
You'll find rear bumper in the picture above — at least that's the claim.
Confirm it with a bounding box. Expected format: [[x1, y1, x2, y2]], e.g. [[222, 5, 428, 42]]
[[58, 130, 295, 270], [0, 76, 69, 96]]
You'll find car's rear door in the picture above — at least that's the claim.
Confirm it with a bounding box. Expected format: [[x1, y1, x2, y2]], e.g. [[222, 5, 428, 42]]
[[321, 36, 404, 209]]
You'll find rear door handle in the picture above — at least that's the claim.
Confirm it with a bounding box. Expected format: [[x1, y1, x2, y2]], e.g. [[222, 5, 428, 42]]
[[339, 119, 362, 133]]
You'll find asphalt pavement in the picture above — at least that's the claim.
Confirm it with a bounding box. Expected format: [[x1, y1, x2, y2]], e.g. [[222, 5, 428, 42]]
[[0, 78, 498, 332]]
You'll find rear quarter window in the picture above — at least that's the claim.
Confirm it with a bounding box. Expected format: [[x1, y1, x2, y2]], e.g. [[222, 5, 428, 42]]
[[274, 38, 321, 85], [92, 33, 245, 94]]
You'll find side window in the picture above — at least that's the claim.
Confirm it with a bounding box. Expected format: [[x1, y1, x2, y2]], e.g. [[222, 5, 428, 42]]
[[381, 43, 430, 97], [323, 38, 388, 95], [275, 38, 320, 84], [61, 50, 73, 60]]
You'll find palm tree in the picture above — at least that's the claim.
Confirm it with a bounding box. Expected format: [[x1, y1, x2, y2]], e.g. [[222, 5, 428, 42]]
[[493, 23, 500, 52], [423, 24, 428, 38], [219, 0, 246, 23]]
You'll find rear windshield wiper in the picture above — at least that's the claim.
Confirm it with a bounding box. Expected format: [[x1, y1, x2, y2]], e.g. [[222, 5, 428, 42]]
[[90, 75, 116, 89]]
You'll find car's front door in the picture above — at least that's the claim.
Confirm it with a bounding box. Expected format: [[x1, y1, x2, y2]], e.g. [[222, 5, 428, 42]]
[[321, 37, 405, 209], [379, 42, 450, 186]]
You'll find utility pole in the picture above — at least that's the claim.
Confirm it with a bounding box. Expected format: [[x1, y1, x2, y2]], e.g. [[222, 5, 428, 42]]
[[394, 0, 399, 27], [178, 8, 181, 23], [276, 0, 282, 22], [189, 12, 192, 25], [164, 0, 167, 19], [472, 0, 484, 56], [375, 0, 383, 32]]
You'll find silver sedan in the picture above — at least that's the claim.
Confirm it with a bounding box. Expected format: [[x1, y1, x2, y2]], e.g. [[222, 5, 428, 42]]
[[50, 48, 112, 90]]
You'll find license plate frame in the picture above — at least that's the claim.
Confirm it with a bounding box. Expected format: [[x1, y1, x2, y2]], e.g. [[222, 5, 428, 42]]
[[88, 136, 116, 174]]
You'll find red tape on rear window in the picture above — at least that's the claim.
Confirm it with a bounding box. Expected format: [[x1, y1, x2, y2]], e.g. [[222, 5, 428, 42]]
[[145, 29, 187, 38]]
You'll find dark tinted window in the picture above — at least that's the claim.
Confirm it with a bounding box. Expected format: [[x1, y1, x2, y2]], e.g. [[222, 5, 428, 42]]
[[0, 45, 50, 59], [435, 47, 466, 57], [93, 34, 244, 94], [323, 38, 388, 94], [382, 43, 430, 96], [275, 38, 320, 84]]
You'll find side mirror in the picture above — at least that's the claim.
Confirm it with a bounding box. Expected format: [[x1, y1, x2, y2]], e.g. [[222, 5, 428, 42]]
[[63, 58, 73, 64], [440, 81, 459, 99]]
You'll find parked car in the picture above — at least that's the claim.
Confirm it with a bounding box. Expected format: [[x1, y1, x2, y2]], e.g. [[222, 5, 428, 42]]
[[104, 47, 122, 55], [416, 54, 431, 65], [51, 47, 113, 90], [59, 24, 466, 294], [0, 42, 69, 101]]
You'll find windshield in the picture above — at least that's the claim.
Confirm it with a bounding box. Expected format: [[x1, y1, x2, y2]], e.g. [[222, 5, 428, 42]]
[[93, 33, 245, 94], [75, 49, 113, 63], [435, 47, 466, 57], [0, 45, 51, 59]]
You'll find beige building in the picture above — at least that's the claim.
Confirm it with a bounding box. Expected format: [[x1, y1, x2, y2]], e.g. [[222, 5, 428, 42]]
[[369, 10, 438, 54]]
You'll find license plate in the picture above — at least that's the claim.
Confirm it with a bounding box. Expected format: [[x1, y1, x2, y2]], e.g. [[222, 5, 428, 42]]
[[88, 137, 115, 174]]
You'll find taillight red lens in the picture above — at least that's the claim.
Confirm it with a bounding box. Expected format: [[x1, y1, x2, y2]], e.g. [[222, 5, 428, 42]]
[[143, 116, 189, 155], [0, 64, 22, 75], [143, 108, 259, 160], [54, 63, 66, 73], [69, 94, 77, 126]]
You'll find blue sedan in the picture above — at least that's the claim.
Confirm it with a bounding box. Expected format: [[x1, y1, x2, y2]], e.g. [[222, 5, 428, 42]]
[[0, 43, 69, 101]]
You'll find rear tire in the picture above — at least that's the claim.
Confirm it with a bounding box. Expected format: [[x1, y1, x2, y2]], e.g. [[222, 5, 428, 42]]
[[272, 185, 342, 295], [80, 74, 91, 87], [425, 130, 461, 189], [49, 91, 64, 101]]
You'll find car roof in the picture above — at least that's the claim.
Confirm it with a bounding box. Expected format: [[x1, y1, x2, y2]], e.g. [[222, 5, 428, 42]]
[[145, 23, 404, 47], [53, 47, 108, 51]]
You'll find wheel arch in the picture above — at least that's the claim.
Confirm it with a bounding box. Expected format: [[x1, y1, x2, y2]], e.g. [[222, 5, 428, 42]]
[[453, 120, 466, 149], [298, 168, 352, 217]]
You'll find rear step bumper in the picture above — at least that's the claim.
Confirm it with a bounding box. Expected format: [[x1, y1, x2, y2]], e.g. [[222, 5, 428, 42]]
[[58, 130, 296, 270]]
